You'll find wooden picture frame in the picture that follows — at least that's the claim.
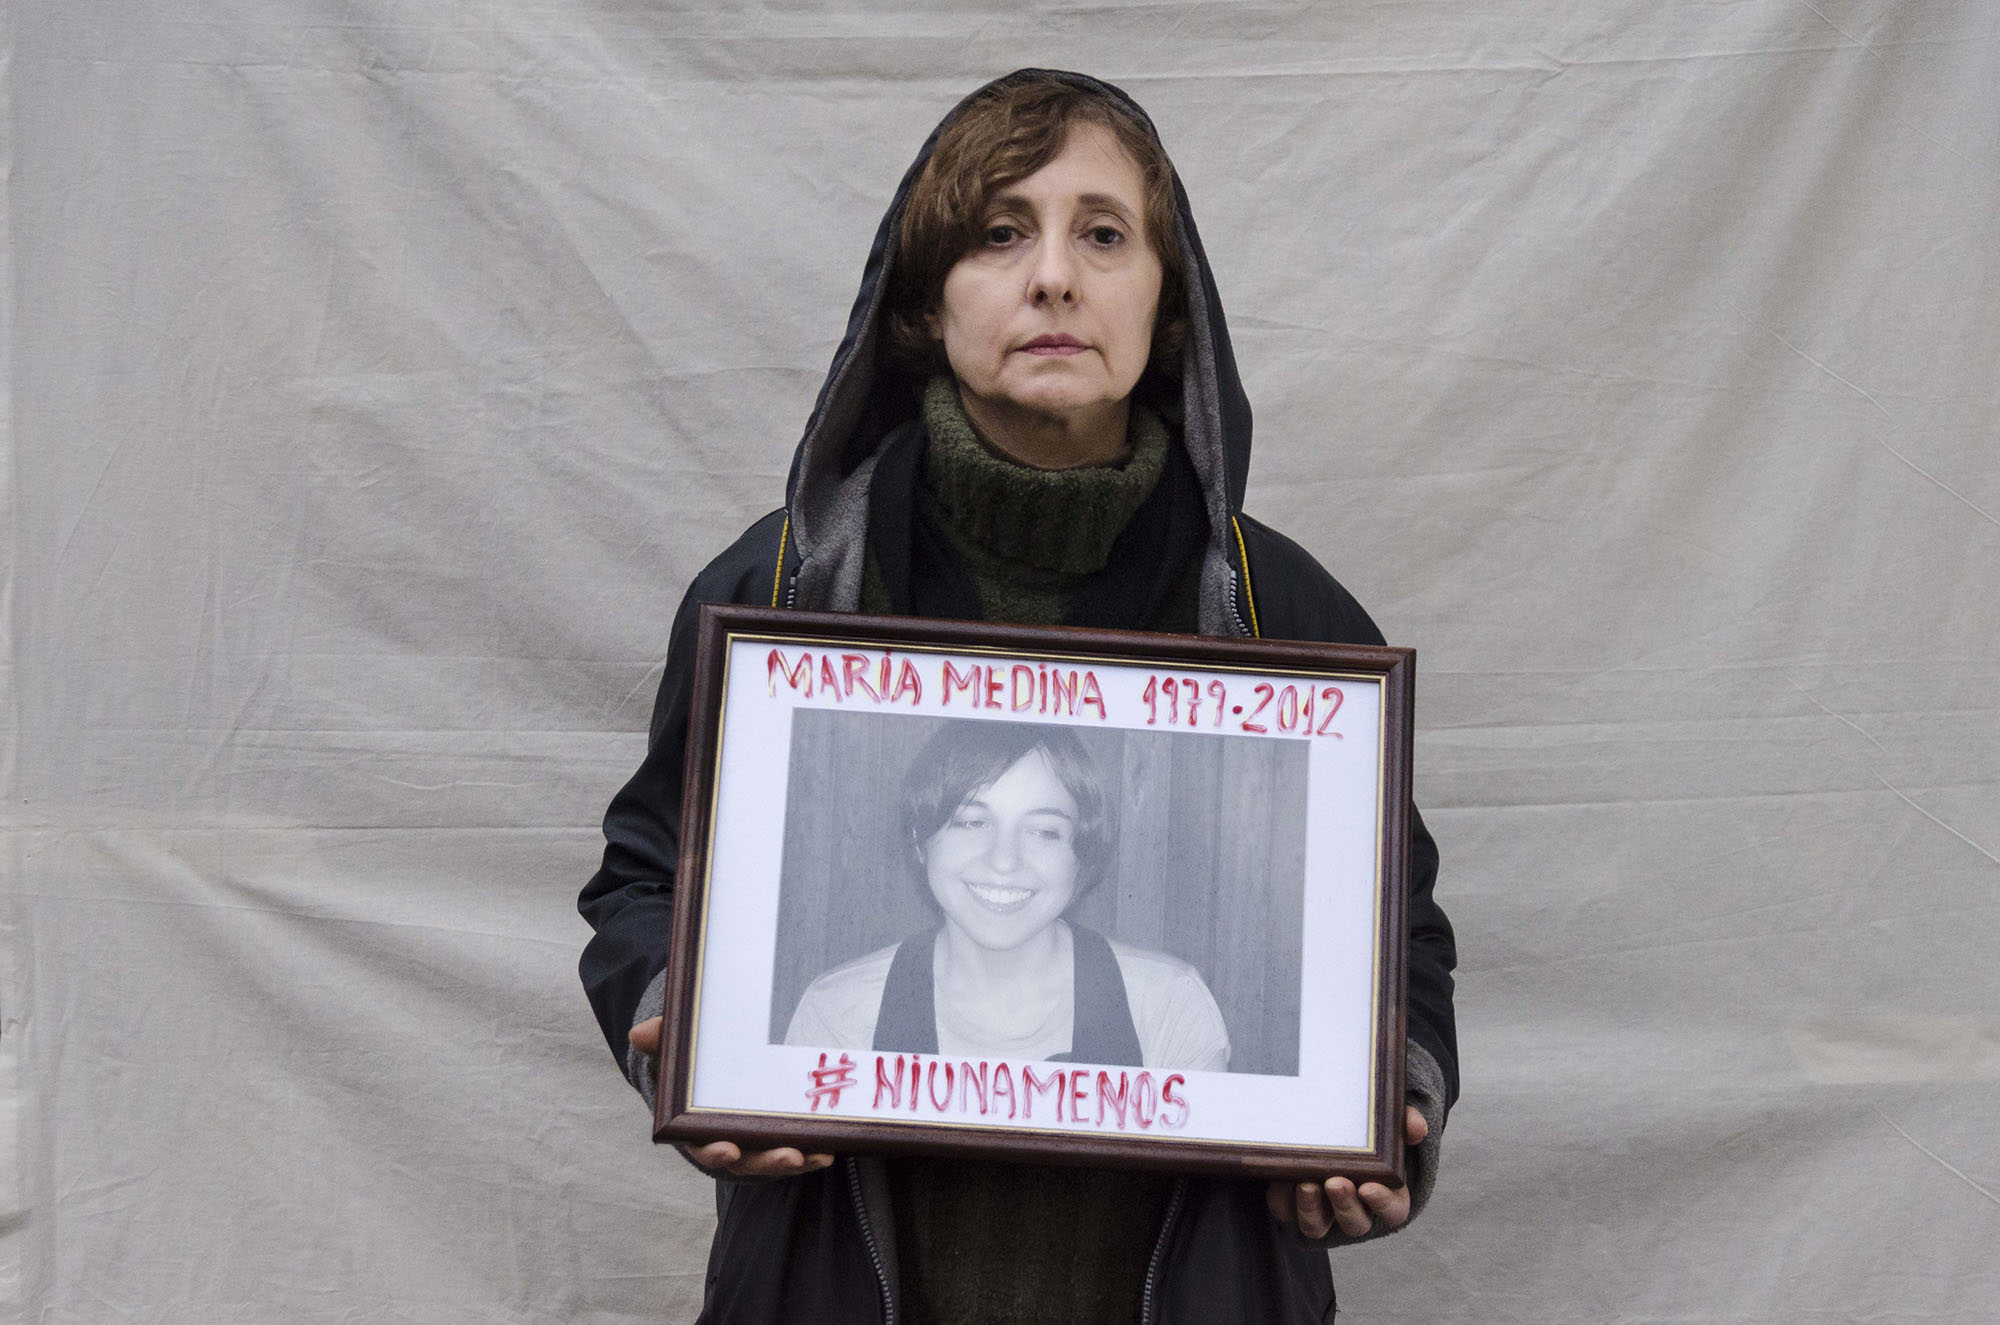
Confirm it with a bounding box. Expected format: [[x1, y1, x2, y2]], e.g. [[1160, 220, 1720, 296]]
[[654, 605, 1412, 1184]]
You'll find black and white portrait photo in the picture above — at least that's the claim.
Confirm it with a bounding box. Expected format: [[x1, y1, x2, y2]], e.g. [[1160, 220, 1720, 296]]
[[769, 710, 1308, 1077]]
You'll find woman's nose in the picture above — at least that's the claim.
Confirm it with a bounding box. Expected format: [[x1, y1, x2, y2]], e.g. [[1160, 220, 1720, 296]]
[[984, 831, 1021, 872], [1028, 237, 1077, 306]]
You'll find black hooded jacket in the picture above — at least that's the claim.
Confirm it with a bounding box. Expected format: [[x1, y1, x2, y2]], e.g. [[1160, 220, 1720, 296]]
[[579, 69, 1458, 1324]]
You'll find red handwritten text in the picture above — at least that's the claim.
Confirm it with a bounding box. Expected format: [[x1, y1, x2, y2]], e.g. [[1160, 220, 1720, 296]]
[[942, 662, 1107, 721], [1141, 674, 1345, 738], [860, 1053, 1187, 1131], [805, 1052, 858, 1110], [768, 649, 924, 706]]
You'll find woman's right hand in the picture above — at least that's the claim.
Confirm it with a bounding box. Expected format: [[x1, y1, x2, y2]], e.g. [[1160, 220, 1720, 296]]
[[628, 1017, 836, 1177]]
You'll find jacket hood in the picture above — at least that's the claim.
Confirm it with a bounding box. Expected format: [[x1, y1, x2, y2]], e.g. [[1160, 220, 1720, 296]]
[[782, 68, 1255, 634]]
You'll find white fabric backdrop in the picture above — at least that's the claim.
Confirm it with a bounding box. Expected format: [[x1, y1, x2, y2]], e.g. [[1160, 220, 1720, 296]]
[[6, 2, 1997, 1320]]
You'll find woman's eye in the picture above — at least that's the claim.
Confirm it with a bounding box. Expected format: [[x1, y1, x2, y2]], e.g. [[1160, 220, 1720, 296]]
[[950, 814, 988, 830], [1087, 225, 1125, 247], [983, 224, 1019, 246]]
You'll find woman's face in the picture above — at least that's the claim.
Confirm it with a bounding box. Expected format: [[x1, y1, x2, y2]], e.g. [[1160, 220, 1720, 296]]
[[921, 748, 1083, 952], [927, 121, 1164, 438]]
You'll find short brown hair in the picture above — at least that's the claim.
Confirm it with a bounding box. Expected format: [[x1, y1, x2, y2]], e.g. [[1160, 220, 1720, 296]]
[[886, 75, 1188, 380], [901, 719, 1118, 901]]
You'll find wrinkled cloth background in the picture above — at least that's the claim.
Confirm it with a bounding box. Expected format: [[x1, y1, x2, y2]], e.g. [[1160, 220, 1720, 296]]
[[5, 2, 1996, 1321]]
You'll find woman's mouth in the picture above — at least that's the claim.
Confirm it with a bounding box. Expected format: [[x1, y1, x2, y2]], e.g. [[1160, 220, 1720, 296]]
[[965, 881, 1036, 912], [1019, 335, 1087, 357]]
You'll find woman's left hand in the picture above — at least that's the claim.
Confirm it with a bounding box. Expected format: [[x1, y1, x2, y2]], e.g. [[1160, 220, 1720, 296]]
[[1265, 1106, 1427, 1239]]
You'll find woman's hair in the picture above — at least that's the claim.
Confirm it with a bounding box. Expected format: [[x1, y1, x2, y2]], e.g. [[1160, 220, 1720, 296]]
[[900, 719, 1118, 899], [886, 74, 1189, 381]]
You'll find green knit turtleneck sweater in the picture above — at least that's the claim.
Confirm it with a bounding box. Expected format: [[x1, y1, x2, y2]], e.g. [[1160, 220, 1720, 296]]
[[858, 377, 1200, 631], [866, 379, 1193, 1324]]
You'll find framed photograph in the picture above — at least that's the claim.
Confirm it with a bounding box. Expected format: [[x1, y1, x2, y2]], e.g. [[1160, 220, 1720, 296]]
[[654, 605, 1412, 1183]]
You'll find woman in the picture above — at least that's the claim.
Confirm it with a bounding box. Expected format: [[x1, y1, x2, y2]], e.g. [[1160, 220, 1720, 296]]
[[580, 69, 1459, 1322], [783, 720, 1231, 1073]]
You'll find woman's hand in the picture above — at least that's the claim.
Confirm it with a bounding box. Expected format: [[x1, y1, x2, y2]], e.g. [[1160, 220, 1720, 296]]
[[628, 1015, 665, 1057], [686, 1140, 836, 1177], [1265, 1106, 1428, 1239], [629, 1017, 836, 1177]]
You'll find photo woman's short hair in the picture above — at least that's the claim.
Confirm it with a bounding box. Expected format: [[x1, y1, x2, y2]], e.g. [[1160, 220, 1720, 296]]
[[887, 72, 1189, 379], [901, 720, 1119, 898]]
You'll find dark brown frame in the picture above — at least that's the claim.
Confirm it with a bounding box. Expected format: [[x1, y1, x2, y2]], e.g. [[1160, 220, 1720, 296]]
[[654, 604, 1412, 1184]]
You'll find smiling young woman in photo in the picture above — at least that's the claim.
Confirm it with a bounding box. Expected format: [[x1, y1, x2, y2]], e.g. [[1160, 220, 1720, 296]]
[[783, 721, 1231, 1073], [580, 68, 1460, 1322]]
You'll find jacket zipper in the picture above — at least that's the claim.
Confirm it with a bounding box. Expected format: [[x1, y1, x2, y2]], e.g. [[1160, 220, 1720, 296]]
[[844, 1156, 896, 1324], [1139, 1175, 1189, 1325]]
